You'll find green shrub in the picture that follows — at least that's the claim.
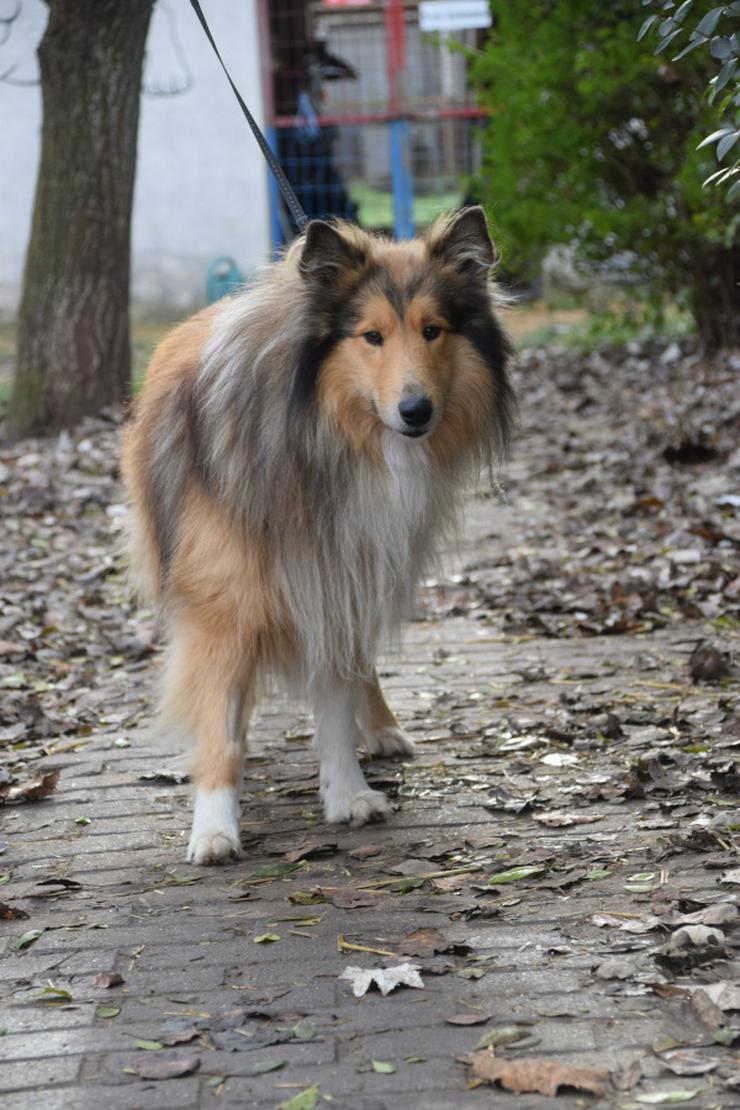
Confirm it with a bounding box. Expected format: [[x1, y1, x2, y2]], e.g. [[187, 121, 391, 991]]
[[470, 1, 739, 349]]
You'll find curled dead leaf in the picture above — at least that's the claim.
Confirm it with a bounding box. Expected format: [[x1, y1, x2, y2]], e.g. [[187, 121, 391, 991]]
[[0, 770, 59, 804], [470, 1050, 607, 1096]]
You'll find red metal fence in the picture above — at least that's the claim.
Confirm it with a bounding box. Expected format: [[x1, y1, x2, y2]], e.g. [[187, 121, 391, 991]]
[[258, 0, 488, 247]]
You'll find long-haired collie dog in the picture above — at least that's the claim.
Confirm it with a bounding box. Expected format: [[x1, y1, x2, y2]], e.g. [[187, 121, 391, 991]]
[[122, 208, 513, 865]]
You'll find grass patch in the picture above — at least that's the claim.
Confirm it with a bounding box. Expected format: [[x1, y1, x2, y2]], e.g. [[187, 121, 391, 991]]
[[130, 317, 180, 394], [349, 182, 462, 229], [511, 299, 695, 351]]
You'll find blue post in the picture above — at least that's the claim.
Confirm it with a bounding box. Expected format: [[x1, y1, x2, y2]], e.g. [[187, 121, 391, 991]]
[[390, 118, 414, 240], [266, 126, 283, 256]]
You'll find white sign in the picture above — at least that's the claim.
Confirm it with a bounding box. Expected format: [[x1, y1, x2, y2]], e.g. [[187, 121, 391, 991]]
[[419, 1, 492, 33]]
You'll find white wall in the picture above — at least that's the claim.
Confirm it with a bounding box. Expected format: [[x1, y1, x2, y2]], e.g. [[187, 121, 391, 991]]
[[0, 0, 270, 314]]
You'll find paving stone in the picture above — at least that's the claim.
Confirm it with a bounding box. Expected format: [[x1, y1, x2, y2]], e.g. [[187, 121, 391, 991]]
[[3, 373, 739, 1109]]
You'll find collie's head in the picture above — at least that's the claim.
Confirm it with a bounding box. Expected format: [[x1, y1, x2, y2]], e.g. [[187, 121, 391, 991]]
[[289, 207, 514, 466]]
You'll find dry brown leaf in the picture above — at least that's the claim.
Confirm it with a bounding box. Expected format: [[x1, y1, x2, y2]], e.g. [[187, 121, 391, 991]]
[[348, 845, 383, 860], [129, 1053, 200, 1080], [93, 972, 124, 989], [471, 1051, 607, 1096], [161, 1028, 200, 1046], [431, 874, 467, 893], [691, 988, 727, 1031], [397, 927, 448, 957], [0, 770, 59, 804], [283, 839, 338, 863], [0, 901, 30, 921], [321, 887, 383, 909]]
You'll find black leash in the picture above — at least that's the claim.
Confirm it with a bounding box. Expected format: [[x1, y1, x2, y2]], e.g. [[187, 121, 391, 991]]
[[188, 0, 309, 233]]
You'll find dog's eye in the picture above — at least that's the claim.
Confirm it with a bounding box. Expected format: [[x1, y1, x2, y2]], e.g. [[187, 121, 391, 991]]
[[363, 330, 383, 346], [422, 324, 441, 342]]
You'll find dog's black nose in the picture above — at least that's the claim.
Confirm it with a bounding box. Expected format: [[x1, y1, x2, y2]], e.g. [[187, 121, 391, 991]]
[[398, 395, 433, 428]]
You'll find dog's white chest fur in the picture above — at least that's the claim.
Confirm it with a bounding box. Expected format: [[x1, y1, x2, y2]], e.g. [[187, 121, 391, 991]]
[[381, 431, 433, 534], [277, 434, 448, 682]]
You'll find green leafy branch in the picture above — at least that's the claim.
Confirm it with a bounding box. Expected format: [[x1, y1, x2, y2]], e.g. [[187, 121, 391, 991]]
[[638, 1, 740, 199]]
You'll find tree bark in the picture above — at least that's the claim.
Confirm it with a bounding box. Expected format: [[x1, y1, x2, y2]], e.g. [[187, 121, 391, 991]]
[[689, 243, 740, 353], [9, 0, 154, 437]]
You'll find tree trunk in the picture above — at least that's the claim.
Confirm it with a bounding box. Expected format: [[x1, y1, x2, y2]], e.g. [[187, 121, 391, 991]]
[[689, 243, 740, 353], [9, 0, 154, 437]]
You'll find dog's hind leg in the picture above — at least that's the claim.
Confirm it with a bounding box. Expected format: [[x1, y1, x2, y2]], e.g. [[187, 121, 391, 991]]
[[357, 670, 416, 759], [312, 677, 392, 826], [161, 619, 255, 865]]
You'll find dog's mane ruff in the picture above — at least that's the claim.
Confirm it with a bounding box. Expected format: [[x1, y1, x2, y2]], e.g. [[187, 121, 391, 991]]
[[190, 262, 495, 683]]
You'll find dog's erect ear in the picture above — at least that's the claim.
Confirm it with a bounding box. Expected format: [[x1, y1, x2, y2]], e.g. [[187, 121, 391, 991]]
[[299, 220, 366, 283], [430, 207, 496, 277]]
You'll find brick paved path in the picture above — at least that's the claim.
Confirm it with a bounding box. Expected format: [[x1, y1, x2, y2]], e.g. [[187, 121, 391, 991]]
[[2, 448, 739, 1107]]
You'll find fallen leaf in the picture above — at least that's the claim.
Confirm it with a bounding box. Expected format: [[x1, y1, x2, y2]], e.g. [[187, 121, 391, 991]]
[[96, 1006, 121, 1019], [470, 1051, 607, 1096], [34, 984, 73, 1003], [278, 1085, 319, 1110], [689, 642, 731, 683], [322, 887, 383, 909], [288, 889, 327, 906], [656, 925, 726, 972], [12, 928, 44, 951], [690, 988, 728, 1034], [0, 902, 29, 921], [93, 972, 124, 989], [591, 912, 661, 933], [635, 1092, 701, 1105], [283, 839, 338, 863], [137, 768, 190, 784], [133, 1039, 163, 1051], [253, 933, 280, 944], [348, 845, 382, 860], [386, 860, 429, 878], [0, 770, 59, 804], [251, 862, 303, 880], [660, 1049, 719, 1076], [372, 1060, 396, 1074], [340, 963, 424, 998], [691, 981, 740, 1012], [487, 865, 546, 885], [594, 957, 639, 980], [397, 927, 448, 957], [242, 1058, 286, 1076], [129, 1053, 200, 1080], [444, 1013, 491, 1026], [474, 1025, 532, 1051], [161, 1028, 200, 1046], [533, 812, 601, 828], [540, 752, 579, 767]]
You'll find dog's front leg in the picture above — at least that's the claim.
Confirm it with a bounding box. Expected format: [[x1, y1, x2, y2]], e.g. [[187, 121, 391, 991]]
[[312, 677, 391, 826], [161, 618, 254, 865]]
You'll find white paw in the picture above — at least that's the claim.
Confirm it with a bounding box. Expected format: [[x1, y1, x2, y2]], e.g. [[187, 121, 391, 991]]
[[323, 787, 392, 826], [186, 787, 242, 865], [364, 725, 416, 759]]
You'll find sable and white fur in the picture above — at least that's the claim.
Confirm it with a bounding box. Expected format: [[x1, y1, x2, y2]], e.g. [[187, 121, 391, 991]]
[[122, 208, 513, 864]]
